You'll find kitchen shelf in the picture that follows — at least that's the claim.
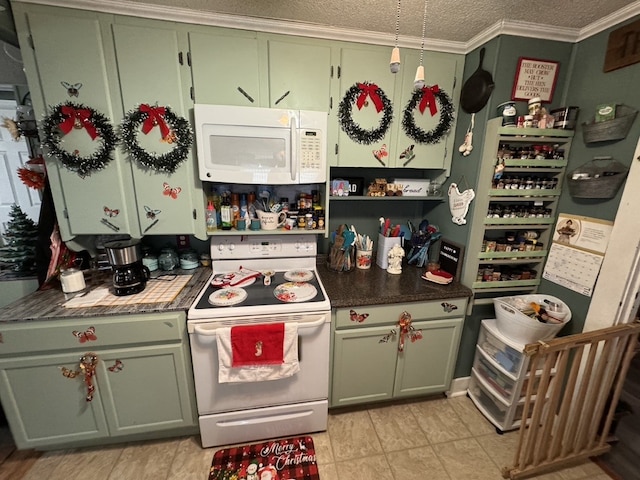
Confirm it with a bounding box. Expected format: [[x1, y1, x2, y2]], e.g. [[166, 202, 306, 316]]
[[488, 189, 561, 197], [329, 195, 444, 201], [484, 218, 555, 225], [501, 159, 567, 168], [497, 126, 574, 139], [478, 251, 547, 260], [472, 279, 540, 289], [208, 228, 327, 236]]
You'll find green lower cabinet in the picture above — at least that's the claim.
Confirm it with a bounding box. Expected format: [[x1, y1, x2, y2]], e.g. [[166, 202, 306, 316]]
[[0, 313, 197, 450], [332, 325, 399, 406], [331, 302, 465, 408], [393, 319, 463, 398], [0, 352, 111, 449], [98, 345, 195, 436]]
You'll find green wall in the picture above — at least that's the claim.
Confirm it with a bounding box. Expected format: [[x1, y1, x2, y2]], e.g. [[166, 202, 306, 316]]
[[440, 27, 640, 379]]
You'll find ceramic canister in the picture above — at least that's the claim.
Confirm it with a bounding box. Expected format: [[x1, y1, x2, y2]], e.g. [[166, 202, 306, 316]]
[[496, 101, 517, 126]]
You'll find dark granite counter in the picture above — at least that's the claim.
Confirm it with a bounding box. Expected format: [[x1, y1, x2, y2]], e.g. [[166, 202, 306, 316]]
[[317, 258, 472, 308], [0, 267, 211, 322]]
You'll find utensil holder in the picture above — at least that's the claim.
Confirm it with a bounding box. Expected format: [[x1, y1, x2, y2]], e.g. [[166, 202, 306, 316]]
[[376, 234, 401, 270]]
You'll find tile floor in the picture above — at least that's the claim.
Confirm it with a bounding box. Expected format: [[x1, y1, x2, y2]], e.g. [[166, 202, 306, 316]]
[[2, 395, 611, 480]]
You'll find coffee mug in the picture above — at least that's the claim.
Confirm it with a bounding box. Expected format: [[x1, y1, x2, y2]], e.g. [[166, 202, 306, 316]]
[[257, 210, 286, 230]]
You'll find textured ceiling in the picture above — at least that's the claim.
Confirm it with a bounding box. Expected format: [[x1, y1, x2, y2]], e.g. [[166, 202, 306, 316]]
[[124, 0, 638, 43]]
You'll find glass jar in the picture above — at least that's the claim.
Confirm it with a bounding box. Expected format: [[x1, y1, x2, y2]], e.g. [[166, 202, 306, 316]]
[[158, 248, 179, 271], [179, 249, 199, 270]]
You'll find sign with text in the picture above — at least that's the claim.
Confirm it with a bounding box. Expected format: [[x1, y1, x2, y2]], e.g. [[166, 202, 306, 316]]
[[604, 18, 640, 72], [438, 238, 465, 281], [511, 57, 559, 102]]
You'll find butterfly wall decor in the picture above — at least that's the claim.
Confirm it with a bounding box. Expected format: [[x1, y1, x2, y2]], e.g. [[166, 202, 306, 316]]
[[372, 144, 388, 166], [349, 309, 369, 323], [144, 205, 161, 220], [72, 326, 97, 343], [108, 360, 124, 373], [61, 81, 82, 97], [103, 206, 119, 218], [162, 182, 181, 199]]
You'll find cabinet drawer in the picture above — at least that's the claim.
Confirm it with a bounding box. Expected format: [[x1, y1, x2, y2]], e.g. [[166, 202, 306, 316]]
[[335, 298, 468, 329], [478, 320, 524, 375], [468, 370, 524, 427], [0, 312, 185, 355]]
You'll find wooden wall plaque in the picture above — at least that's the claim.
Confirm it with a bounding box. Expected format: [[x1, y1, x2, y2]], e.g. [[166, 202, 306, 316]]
[[604, 18, 640, 73]]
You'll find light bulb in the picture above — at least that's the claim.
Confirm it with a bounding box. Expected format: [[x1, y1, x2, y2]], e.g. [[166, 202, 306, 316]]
[[413, 65, 425, 90], [390, 47, 401, 74]]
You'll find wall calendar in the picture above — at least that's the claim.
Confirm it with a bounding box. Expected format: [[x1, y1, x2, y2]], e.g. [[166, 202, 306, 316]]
[[542, 214, 613, 297]]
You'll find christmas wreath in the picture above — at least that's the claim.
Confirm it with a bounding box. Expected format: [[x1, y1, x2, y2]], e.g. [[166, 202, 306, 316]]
[[42, 101, 117, 177], [120, 104, 192, 174], [338, 82, 393, 144], [402, 85, 454, 145]]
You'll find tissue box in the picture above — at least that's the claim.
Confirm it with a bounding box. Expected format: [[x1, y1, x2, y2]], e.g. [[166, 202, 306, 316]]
[[392, 179, 431, 196]]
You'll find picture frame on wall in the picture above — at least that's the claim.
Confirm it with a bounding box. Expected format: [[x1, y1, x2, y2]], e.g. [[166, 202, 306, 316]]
[[511, 57, 560, 102]]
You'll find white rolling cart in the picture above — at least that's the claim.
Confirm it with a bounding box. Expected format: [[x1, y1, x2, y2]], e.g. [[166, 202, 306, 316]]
[[467, 319, 555, 433]]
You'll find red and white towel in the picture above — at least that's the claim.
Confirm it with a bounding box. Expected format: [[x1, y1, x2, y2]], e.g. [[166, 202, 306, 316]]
[[216, 323, 299, 383]]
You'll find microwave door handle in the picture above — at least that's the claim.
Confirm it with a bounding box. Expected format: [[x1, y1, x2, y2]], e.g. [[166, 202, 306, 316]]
[[290, 115, 297, 182]]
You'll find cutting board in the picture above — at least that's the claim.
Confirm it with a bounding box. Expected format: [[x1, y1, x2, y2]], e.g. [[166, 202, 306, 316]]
[[65, 275, 192, 308]]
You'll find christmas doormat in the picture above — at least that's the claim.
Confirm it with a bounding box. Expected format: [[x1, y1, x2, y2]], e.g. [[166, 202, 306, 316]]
[[209, 435, 319, 480]]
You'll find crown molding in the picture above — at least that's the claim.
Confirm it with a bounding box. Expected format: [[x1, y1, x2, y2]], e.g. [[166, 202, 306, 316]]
[[13, 0, 640, 54], [578, 1, 640, 41]]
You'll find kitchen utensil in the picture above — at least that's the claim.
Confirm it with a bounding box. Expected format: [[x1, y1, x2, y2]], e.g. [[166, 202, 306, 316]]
[[460, 48, 495, 114]]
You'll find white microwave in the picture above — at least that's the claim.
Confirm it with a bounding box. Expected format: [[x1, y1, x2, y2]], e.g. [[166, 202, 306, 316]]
[[194, 104, 328, 185]]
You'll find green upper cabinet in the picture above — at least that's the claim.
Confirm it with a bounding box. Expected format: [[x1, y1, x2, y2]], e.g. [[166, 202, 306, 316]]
[[334, 44, 397, 167], [333, 44, 462, 171], [389, 50, 462, 171], [189, 28, 265, 106], [265, 35, 333, 112], [13, 5, 138, 240], [111, 18, 206, 239]]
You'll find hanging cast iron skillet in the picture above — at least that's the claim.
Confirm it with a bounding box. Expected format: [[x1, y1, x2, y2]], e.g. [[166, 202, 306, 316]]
[[460, 47, 495, 114]]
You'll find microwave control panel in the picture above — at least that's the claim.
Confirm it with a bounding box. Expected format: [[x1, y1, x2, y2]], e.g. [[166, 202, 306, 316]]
[[300, 130, 323, 172]]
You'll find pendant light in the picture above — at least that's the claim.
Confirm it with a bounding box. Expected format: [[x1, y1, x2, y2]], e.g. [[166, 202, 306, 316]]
[[390, 0, 401, 73], [414, 0, 428, 89]]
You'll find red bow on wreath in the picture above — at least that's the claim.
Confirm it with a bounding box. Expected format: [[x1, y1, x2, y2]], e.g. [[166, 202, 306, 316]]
[[59, 105, 98, 140], [356, 83, 384, 113], [419, 84, 440, 116], [139, 104, 170, 139]]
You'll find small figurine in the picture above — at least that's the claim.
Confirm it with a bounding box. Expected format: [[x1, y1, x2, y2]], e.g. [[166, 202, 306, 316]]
[[387, 244, 405, 274]]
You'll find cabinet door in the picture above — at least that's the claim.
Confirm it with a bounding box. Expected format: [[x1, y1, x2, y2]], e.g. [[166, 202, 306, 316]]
[[266, 36, 332, 112], [189, 29, 264, 106], [0, 352, 109, 449], [98, 345, 196, 435], [393, 318, 463, 398], [331, 325, 397, 407], [335, 45, 397, 167], [390, 50, 461, 170], [112, 20, 206, 239], [16, 5, 137, 239]]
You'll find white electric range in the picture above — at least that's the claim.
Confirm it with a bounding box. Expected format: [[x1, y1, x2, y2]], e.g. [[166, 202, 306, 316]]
[[187, 234, 331, 448]]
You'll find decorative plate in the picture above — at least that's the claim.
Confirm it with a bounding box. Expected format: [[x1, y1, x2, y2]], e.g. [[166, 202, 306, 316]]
[[208, 287, 248, 306], [211, 274, 256, 288], [283, 269, 314, 282], [274, 282, 318, 303]]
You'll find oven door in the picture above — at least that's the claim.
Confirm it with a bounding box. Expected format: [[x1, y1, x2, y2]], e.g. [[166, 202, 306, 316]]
[[188, 312, 330, 415]]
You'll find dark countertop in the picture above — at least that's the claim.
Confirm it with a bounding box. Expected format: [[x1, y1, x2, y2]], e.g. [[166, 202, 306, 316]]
[[317, 259, 472, 308], [0, 267, 211, 322], [0, 259, 473, 322]]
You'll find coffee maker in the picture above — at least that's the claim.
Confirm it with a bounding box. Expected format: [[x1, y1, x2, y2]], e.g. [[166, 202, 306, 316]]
[[103, 240, 150, 296]]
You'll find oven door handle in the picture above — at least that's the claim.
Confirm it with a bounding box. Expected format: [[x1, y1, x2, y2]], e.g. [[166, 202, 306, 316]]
[[192, 315, 327, 337]]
